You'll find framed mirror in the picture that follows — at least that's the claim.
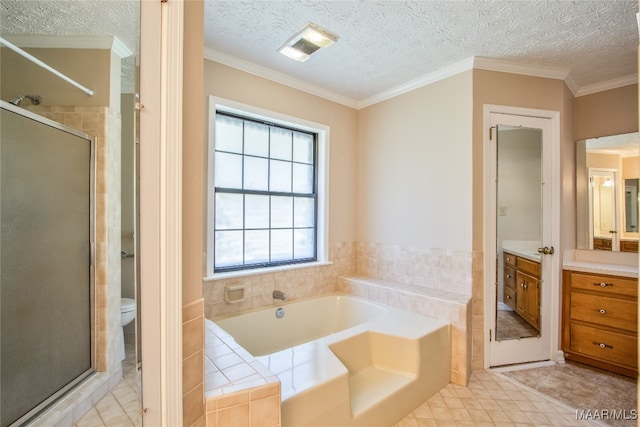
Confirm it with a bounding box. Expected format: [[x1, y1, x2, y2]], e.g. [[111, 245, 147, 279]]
[[576, 132, 639, 252], [495, 125, 543, 341]]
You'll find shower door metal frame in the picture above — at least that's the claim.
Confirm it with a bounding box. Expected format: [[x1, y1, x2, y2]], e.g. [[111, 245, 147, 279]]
[[1, 100, 96, 427]]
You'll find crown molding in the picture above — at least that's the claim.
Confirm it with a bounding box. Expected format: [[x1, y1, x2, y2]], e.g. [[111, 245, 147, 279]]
[[357, 57, 475, 109], [472, 56, 570, 82], [204, 47, 358, 109], [203, 49, 634, 109], [1, 34, 133, 58], [574, 74, 638, 97]]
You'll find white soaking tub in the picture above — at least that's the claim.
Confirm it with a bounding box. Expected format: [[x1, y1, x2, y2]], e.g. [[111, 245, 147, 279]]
[[213, 294, 451, 427], [215, 295, 388, 356]]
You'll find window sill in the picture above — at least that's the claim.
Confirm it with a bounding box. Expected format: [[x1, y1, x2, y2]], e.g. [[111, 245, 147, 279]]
[[204, 261, 333, 282]]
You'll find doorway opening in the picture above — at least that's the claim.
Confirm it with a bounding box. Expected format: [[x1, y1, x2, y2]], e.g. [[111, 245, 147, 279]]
[[483, 105, 561, 369]]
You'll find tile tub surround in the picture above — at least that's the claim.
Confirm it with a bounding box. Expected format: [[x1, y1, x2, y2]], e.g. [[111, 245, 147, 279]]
[[203, 242, 356, 319], [356, 243, 473, 297], [184, 299, 206, 427], [204, 320, 281, 427], [206, 296, 451, 427]]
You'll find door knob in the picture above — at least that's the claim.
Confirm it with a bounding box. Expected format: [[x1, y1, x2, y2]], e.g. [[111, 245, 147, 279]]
[[537, 246, 555, 255]]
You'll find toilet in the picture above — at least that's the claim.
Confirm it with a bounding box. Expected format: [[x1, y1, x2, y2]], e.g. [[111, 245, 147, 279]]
[[120, 298, 136, 360]]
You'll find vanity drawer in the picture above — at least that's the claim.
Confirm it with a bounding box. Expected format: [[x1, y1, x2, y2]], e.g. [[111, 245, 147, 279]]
[[570, 323, 637, 369], [570, 292, 637, 332], [503, 252, 516, 268], [620, 240, 638, 253], [504, 286, 516, 309], [569, 272, 637, 298], [593, 238, 613, 250], [516, 257, 540, 277], [504, 266, 516, 290]]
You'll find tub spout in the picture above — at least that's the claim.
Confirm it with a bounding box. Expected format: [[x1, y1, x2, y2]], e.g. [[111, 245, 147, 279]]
[[273, 290, 287, 301]]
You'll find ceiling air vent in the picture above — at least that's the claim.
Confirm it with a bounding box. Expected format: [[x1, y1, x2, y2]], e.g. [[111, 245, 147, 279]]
[[278, 23, 338, 62]]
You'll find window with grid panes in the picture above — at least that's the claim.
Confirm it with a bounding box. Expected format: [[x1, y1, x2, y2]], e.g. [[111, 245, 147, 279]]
[[213, 112, 317, 272]]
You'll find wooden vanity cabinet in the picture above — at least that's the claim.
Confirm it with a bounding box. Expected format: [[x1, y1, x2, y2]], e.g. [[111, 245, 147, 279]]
[[593, 238, 612, 251], [503, 253, 517, 310], [562, 270, 638, 377], [620, 240, 639, 253], [503, 251, 541, 331]]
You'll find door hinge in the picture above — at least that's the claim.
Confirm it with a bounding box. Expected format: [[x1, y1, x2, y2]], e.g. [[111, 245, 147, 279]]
[[489, 329, 492, 342], [489, 126, 495, 141]]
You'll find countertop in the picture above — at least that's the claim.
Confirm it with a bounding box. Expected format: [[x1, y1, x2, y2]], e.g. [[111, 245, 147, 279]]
[[502, 240, 542, 263], [562, 249, 638, 278]]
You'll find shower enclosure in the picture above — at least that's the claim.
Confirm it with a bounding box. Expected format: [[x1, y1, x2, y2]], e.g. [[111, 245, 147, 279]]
[[0, 101, 94, 426]]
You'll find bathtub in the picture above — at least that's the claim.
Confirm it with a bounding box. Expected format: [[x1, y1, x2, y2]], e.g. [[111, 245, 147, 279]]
[[215, 295, 388, 356], [213, 294, 451, 426]]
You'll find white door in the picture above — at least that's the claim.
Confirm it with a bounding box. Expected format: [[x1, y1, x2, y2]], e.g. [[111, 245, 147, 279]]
[[588, 169, 619, 250], [485, 106, 559, 367]]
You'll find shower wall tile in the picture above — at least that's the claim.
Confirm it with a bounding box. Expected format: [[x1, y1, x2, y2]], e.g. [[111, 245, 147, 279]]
[[23, 105, 123, 427], [26, 105, 120, 374]]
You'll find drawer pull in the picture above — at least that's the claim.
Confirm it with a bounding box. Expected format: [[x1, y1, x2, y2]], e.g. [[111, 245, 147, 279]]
[[594, 282, 614, 288], [593, 342, 614, 349], [506, 274, 511, 278], [598, 309, 606, 314], [506, 295, 512, 299]]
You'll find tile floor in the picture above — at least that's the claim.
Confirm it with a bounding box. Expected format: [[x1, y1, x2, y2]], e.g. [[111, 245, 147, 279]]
[[75, 363, 606, 426], [74, 345, 141, 427], [393, 370, 602, 427]]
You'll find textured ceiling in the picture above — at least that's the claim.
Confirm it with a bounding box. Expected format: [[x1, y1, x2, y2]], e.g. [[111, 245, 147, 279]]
[[0, 0, 140, 92], [0, 1, 637, 103], [205, 0, 638, 101], [587, 132, 639, 156]]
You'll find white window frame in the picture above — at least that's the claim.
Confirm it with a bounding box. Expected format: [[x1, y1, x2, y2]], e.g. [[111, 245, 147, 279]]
[[206, 96, 330, 279]]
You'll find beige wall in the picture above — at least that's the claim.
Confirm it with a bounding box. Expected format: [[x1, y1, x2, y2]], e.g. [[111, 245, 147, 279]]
[[622, 156, 640, 180], [472, 69, 574, 252], [471, 69, 575, 368], [182, 1, 206, 426], [356, 71, 474, 251], [587, 152, 621, 170], [203, 60, 359, 245], [0, 47, 112, 107], [574, 84, 638, 141], [199, 53, 635, 414]]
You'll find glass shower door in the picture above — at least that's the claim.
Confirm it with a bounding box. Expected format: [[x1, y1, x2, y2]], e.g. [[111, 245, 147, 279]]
[[1, 103, 94, 426]]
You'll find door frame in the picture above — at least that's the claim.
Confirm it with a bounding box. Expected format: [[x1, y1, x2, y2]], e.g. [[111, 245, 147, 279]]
[[483, 104, 562, 368], [139, 0, 184, 423], [588, 168, 619, 251]]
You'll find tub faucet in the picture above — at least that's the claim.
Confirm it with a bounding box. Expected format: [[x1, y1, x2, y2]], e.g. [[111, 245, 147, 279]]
[[273, 290, 287, 301]]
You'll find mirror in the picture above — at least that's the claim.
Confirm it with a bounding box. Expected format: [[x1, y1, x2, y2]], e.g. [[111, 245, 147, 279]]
[[495, 125, 542, 341], [576, 132, 639, 252], [624, 178, 639, 232]]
